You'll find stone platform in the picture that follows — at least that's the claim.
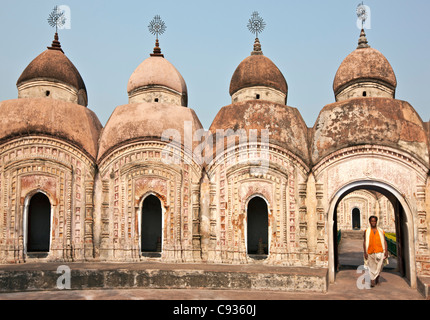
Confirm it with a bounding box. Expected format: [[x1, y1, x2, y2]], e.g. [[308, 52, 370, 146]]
[[0, 262, 328, 293], [417, 276, 430, 300]]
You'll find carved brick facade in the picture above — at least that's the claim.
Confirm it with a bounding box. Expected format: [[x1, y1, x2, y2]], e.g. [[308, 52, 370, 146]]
[[0, 29, 429, 294], [96, 141, 202, 263], [0, 136, 97, 263]]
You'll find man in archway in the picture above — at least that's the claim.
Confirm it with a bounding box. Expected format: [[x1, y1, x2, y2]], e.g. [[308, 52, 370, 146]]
[[363, 216, 388, 287]]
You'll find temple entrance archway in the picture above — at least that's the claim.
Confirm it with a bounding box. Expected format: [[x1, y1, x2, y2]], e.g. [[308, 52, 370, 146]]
[[329, 180, 416, 288]]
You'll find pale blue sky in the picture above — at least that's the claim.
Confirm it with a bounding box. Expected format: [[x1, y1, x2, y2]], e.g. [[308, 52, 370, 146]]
[[1, 0, 429, 129]]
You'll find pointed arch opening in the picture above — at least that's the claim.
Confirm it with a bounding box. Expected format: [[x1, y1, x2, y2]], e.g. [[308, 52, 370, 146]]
[[247, 196, 269, 258], [140, 194, 162, 256], [26, 192, 51, 253]]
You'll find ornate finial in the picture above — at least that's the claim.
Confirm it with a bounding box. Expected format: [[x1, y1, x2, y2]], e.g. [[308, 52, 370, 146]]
[[47, 6, 66, 33], [356, 3, 370, 49], [47, 6, 66, 52], [356, 2, 368, 30], [248, 11, 266, 39], [148, 15, 166, 57], [247, 11, 266, 55]]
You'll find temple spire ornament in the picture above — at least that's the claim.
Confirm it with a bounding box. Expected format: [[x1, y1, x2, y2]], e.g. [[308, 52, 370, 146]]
[[148, 15, 166, 57], [247, 11, 266, 55], [356, 2, 368, 30], [47, 6, 66, 52], [357, 28, 370, 49], [356, 3, 370, 49]]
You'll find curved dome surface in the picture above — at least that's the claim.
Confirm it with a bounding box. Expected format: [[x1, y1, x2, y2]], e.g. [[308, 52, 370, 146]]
[[0, 98, 102, 159], [229, 54, 288, 97], [17, 43, 86, 94], [127, 56, 187, 96], [333, 47, 397, 95], [209, 100, 310, 166], [98, 102, 203, 161], [311, 97, 428, 165]]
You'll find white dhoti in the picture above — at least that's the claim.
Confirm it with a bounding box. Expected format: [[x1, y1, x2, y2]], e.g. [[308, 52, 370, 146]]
[[367, 252, 385, 281]]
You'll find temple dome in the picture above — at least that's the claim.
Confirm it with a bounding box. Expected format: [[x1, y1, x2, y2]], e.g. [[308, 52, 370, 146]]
[[16, 33, 88, 106], [311, 97, 428, 166], [229, 38, 288, 104], [127, 40, 188, 106], [333, 29, 397, 102], [0, 98, 102, 159], [99, 40, 202, 160], [98, 102, 203, 161], [209, 100, 310, 166]]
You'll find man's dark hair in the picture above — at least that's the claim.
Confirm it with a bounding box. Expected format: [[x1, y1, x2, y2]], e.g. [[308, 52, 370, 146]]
[[369, 215, 378, 222]]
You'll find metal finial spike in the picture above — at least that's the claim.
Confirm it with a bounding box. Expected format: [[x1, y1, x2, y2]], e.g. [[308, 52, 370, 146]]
[[247, 11, 266, 39], [148, 15, 166, 57], [356, 2, 368, 30], [47, 6, 66, 34], [148, 15, 166, 40]]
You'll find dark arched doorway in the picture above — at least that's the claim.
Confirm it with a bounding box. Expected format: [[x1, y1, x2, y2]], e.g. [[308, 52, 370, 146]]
[[352, 208, 361, 230], [247, 196, 269, 257], [27, 192, 51, 253], [141, 195, 162, 255]]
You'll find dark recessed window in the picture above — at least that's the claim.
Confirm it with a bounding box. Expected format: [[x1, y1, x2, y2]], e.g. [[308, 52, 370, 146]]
[[141, 195, 162, 253], [247, 196, 268, 256], [256, 94, 260, 100], [352, 208, 361, 230], [154, 98, 159, 102], [46, 91, 50, 97], [27, 193, 51, 253], [363, 91, 367, 97]]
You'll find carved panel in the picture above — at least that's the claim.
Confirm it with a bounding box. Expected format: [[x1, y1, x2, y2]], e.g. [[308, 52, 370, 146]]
[[0, 137, 96, 263]]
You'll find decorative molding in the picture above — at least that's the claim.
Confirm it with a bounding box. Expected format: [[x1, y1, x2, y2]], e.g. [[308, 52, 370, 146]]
[[207, 142, 310, 179], [99, 140, 201, 174], [313, 145, 429, 179], [0, 136, 96, 166]]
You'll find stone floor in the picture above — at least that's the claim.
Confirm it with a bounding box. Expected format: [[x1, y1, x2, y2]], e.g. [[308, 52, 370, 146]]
[[338, 237, 398, 270]]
